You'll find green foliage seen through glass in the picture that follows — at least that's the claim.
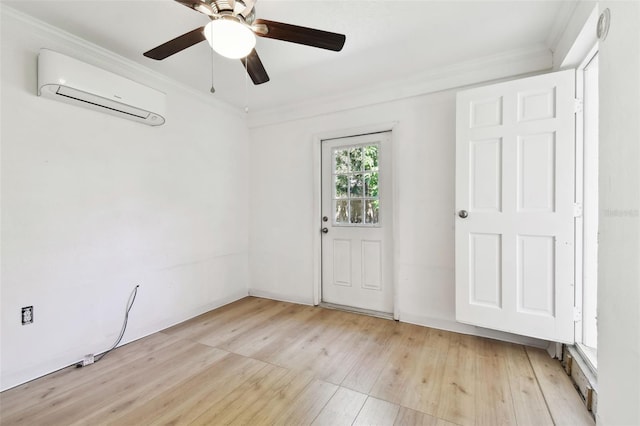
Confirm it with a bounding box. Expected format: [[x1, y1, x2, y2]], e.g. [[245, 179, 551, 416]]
[[333, 144, 379, 225]]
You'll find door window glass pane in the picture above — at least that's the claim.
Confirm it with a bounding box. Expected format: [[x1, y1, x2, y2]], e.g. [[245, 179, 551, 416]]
[[335, 200, 349, 223], [335, 149, 350, 173], [334, 175, 348, 198], [365, 200, 379, 224], [350, 174, 364, 197], [331, 143, 380, 227], [349, 148, 363, 171], [364, 145, 378, 170], [350, 200, 363, 224], [364, 173, 378, 197]]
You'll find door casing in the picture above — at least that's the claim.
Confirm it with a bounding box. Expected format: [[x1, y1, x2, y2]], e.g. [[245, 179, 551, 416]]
[[312, 122, 399, 319]]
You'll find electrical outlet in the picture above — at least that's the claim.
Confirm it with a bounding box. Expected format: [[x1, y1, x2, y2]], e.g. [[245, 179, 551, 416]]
[[21, 306, 33, 325]]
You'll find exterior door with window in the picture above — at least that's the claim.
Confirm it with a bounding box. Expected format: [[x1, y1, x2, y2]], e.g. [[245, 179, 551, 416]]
[[455, 70, 576, 343], [321, 132, 393, 313]]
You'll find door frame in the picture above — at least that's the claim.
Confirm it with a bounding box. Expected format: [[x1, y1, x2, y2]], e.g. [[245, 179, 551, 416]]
[[312, 121, 399, 319], [573, 43, 599, 371]]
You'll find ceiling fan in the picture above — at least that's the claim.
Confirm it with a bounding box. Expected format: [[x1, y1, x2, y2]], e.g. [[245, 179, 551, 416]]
[[143, 0, 346, 85]]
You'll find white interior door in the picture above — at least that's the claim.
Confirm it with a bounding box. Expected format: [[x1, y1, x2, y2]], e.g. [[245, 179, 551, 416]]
[[455, 70, 576, 343], [321, 132, 393, 313]]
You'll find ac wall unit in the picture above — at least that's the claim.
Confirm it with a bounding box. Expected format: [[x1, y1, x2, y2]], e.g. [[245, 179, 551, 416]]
[[38, 49, 166, 126]]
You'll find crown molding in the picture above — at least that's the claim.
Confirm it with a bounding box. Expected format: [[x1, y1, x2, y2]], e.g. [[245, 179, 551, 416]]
[[0, 4, 245, 120], [247, 44, 552, 129], [546, 1, 581, 52]]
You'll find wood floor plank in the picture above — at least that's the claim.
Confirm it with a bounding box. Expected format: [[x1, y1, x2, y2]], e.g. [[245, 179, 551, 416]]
[[2, 337, 202, 425], [195, 299, 292, 348], [69, 346, 231, 425], [272, 379, 339, 425], [474, 343, 518, 426], [394, 407, 459, 426], [160, 296, 260, 339], [353, 396, 400, 426], [0, 331, 181, 418], [505, 344, 554, 426], [1, 298, 594, 426], [220, 303, 319, 357], [111, 352, 266, 425], [189, 363, 289, 425], [340, 317, 397, 394], [266, 308, 357, 378], [236, 370, 316, 425], [398, 327, 450, 416], [435, 333, 477, 426], [163, 297, 279, 343], [321, 315, 397, 386], [369, 322, 430, 405], [44, 342, 223, 426], [311, 386, 368, 426], [527, 347, 595, 426], [308, 313, 373, 384]]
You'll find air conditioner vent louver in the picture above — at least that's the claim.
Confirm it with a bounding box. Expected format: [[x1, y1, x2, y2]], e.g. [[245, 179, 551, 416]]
[[38, 49, 166, 126]]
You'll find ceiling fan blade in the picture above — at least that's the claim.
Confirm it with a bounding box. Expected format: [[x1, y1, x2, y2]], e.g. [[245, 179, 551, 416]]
[[240, 49, 270, 85], [144, 27, 206, 60], [253, 19, 345, 52]]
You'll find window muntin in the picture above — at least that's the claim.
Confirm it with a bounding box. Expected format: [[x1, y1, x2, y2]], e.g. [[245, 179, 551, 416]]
[[332, 144, 380, 226]]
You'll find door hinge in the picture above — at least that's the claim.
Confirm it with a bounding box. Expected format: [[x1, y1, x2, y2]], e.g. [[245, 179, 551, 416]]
[[574, 98, 584, 113], [573, 306, 582, 322], [573, 203, 583, 218]]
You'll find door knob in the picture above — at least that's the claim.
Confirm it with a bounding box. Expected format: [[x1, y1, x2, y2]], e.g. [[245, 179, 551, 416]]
[[458, 210, 468, 218], [321, 227, 329, 234]]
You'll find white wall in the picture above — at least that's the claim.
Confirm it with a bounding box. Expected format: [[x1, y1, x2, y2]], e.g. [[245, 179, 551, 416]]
[[248, 88, 547, 347], [0, 8, 249, 390], [597, 2, 640, 424]]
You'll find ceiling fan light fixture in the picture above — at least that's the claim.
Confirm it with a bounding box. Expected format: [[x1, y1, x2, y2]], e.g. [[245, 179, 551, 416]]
[[204, 18, 256, 59]]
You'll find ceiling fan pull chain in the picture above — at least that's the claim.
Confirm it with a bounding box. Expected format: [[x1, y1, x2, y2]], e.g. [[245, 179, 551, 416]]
[[244, 56, 249, 113], [210, 24, 216, 93], [210, 45, 216, 93]]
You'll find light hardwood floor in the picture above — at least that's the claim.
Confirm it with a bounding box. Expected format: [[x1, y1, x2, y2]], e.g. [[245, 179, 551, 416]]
[[1, 297, 594, 426]]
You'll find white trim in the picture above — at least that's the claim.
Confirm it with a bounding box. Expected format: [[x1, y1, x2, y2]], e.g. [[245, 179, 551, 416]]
[[312, 122, 398, 316], [0, 4, 244, 119], [574, 342, 598, 375], [574, 44, 600, 353], [555, 3, 600, 70], [312, 137, 322, 306], [248, 45, 552, 128], [391, 124, 401, 321], [547, 342, 564, 359]]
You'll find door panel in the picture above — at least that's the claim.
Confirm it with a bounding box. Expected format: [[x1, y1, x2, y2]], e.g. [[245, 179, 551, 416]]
[[456, 70, 575, 343], [469, 233, 502, 309], [321, 132, 393, 313]]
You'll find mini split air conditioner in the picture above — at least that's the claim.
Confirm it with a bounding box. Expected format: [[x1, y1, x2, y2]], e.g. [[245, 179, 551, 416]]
[[38, 49, 166, 126]]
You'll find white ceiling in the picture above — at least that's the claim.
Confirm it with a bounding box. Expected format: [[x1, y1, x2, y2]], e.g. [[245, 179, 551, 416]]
[[4, 0, 576, 113]]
